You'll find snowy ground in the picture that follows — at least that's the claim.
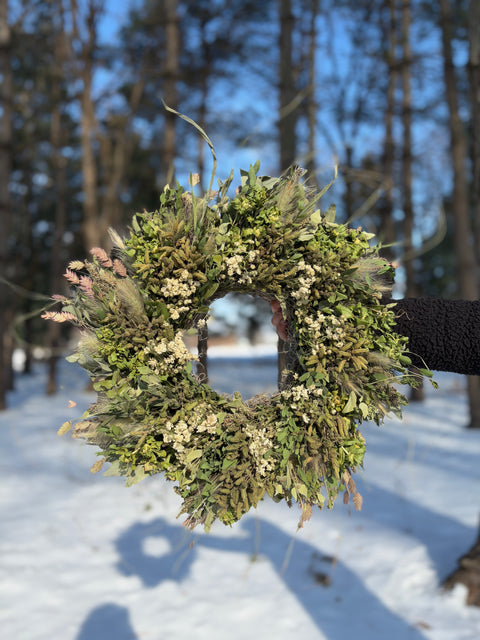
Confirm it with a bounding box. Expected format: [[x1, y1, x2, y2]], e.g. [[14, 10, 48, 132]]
[[2, 350, 480, 640]]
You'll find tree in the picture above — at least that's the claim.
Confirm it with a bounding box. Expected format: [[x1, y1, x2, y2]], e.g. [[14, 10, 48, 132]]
[[442, 0, 480, 605], [439, 0, 480, 429], [377, 0, 397, 259], [69, 0, 146, 251], [46, 3, 69, 395], [0, 0, 12, 408], [279, 0, 297, 172], [160, 0, 179, 185]]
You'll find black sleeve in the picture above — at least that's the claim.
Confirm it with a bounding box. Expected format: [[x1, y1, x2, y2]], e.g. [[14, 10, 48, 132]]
[[391, 298, 480, 375]]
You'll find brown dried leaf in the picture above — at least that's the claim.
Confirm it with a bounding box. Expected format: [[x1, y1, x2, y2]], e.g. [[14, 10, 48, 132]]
[[57, 420, 73, 436], [353, 492, 363, 511], [90, 458, 106, 474]]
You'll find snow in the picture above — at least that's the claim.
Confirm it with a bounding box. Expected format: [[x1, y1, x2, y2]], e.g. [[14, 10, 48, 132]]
[[2, 355, 480, 640]]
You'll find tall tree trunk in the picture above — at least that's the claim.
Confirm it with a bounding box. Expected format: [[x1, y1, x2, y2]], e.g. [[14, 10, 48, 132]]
[[71, 0, 144, 251], [71, 0, 101, 250], [401, 0, 415, 296], [401, 0, 423, 401], [279, 0, 296, 172], [46, 25, 67, 395], [470, 0, 480, 268], [440, 0, 480, 428], [443, 0, 480, 605], [378, 0, 397, 261], [305, 0, 319, 189], [278, 0, 298, 386], [0, 0, 12, 409], [163, 0, 179, 187]]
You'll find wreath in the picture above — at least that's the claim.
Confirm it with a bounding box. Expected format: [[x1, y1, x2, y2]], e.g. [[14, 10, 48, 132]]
[[45, 162, 426, 531]]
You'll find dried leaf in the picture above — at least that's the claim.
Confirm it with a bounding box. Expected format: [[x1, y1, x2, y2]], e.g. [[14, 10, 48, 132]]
[[58, 420, 73, 436], [353, 492, 363, 511], [68, 260, 85, 270], [90, 458, 106, 474]]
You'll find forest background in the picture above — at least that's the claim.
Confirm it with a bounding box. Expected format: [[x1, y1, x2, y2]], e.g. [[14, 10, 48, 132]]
[[0, 0, 479, 425]]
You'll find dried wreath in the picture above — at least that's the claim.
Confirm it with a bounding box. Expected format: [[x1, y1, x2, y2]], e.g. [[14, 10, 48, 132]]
[[45, 161, 428, 531]]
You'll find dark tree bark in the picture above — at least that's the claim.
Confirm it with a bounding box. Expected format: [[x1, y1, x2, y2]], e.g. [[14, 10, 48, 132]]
[[277, 0, 298, 385], [439, 0, 480, 428], [470, 0, 480, 272], [46, 16, 68, 395], [444, 522, 480, 606], [378, 0, 397, 260], [0, 0, 12, 409], [70, 0, 146, 251], [278, 0, 297, 172], [400, 0, 424, 401], [442, 0, 480, 604], [305, 0, 319, 189], [163, 0, 179, 186]]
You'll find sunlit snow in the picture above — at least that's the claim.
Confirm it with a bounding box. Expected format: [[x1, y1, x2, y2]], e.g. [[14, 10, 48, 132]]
[[2, 354, 480, 640]]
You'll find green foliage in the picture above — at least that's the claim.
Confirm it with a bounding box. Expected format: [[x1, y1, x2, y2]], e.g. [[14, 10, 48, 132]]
[[51, 163, 427, 531]]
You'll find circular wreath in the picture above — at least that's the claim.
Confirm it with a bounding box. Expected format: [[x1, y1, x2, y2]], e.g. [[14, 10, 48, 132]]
[[47, 163, 421, 531]]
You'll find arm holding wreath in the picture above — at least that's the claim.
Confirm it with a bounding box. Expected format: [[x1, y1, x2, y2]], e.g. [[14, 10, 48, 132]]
[[271, 298, 480, 376], [390, 298, 480, 376]]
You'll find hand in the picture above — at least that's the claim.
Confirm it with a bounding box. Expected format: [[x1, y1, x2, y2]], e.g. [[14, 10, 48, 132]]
[[270, 300, 288, 341]]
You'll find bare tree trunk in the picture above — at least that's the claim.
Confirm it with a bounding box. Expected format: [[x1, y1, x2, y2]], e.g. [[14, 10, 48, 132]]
[[470, 0, 480, 269], [400, 0, 424, 401], [71, 0, 145, 252], [278, 0, 298, 384], [344, 145, 354, 220], [47, 23, 68, 395], [305, 0, 319, 189], [443, 0, 480, 605], [378, 0, 397, 261], [440, 0, 480, 429], [444, 520, 480, 606], [163, 0, 179, 187], [0, 0, 12, 409], [70, 0, 101, 249], [401, 0, 415, 296], [279, 0, 297, 172]]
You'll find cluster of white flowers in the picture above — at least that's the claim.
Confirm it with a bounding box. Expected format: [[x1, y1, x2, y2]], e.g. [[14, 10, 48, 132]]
[[224, 254, 243, 277], [291, 260, 320, 302], [220, 249, 260, 286], [244, 424, 274, 476], [163, 419, 191, 453], [196, 412, 218, 434], [143, 331, 195, 375], [281, 384, 324, 410], [160, 269, 199, 320], [297, 308, 348, 357], [162, 405, 219, 457]]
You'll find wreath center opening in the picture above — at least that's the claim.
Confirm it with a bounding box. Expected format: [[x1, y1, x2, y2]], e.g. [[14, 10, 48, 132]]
[[186, 293, 279, 398]]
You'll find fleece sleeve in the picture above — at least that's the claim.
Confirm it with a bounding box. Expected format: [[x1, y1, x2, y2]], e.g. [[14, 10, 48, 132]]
[[391, 298, 480, 375]]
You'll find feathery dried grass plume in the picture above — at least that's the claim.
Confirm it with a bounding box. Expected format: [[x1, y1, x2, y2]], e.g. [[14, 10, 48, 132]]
[[113, 259, 127, 277], [41, 311, 77, 323], [116, 279, 145, 320], [352, 256, 392, 295], [79, 276, 95, 298], [90, 247, 113, 268], [68, 261, 85, 271], [64, 269, 80, 285], [108, 227, 125, 250]]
